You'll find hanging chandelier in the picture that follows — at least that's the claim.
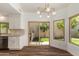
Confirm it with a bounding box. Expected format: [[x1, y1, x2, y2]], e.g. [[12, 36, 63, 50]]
[[37, 3, 56, 18]]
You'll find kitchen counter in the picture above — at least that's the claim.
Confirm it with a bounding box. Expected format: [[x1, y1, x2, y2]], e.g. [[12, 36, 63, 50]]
[[0, 29, 25, 37], [0, 33, 23, 37]]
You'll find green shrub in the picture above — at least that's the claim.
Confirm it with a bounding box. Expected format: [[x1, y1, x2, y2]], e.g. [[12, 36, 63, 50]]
[[71, 18, 78, 29], [40, 23, 49, 32], [56, 20, 64, 30]]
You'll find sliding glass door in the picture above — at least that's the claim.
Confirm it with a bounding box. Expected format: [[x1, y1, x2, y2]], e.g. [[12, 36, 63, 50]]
[[28, 22, 50, 46], [29, 22, 40, 46], [39, 23, 49, 46]]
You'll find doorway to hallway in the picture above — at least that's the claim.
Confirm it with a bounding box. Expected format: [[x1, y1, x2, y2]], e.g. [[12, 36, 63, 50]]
[[28, 21, 50, 46]]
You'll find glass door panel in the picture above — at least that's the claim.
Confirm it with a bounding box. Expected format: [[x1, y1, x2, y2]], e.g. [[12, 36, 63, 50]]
[[29, 22, 40, 46], [39, 22, 49, 46]]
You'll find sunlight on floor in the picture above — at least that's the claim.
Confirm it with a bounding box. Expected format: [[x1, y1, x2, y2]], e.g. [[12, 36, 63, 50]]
[[30, 38, 49, 46]]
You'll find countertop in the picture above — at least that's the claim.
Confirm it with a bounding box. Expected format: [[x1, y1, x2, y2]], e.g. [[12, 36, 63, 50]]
[[0, 29, 25, 37]]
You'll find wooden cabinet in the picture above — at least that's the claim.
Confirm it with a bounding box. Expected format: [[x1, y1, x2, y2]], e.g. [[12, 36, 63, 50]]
[[0, 36, 8, 49]]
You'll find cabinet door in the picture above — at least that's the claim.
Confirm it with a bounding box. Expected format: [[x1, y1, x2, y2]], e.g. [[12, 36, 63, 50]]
[[0, 36, 8, 49], [2, 37, 8, 49], [0, 37, 3, 48]]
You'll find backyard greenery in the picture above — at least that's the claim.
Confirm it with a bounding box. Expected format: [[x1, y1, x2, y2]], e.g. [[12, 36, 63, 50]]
[[0, 23, 8, 29], [40, 38, 49, 42], [70, 15, 79, 46], [40, 23, 49, 32], [33, 37, 49, 42], [57, 20, 64, 30], [71, 17, 78, 29], [71, 38, 79, 45], [54, 20, 64, 39], [40, 23, 49, 37]]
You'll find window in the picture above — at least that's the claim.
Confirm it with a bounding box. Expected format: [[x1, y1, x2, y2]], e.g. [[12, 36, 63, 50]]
[[69, 14, 79, 46], [0, 22, 9, 33], [53, 19, 65, 40]]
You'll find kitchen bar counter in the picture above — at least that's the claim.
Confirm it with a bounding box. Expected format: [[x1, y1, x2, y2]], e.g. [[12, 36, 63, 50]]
[[0, 33, 23, 37], [0, 29, 25, 37], [0, 29, 25, 50]]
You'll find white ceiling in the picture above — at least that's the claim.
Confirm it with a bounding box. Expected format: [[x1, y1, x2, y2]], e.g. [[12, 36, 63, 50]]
[[0, 3, 70, 16], [0, 3, 20, 16], [20, 3, 70, 13]]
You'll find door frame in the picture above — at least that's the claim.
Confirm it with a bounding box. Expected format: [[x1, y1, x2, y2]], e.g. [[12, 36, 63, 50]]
[[28, 21, 50, 46]]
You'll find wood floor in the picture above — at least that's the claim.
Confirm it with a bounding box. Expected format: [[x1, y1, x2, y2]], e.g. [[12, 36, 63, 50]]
[[0, 46, 72, 56]]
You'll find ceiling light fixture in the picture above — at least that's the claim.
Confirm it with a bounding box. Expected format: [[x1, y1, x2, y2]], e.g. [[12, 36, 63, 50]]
[[37, 10, 40, 14], [46, 7, 50, 12], [0, 16, 6, 21], [37, 3, 56, 18], [52, 11, 56, 15], [47, 15, 50, 18]]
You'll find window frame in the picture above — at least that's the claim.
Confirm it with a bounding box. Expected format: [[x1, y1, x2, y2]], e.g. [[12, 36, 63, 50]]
[[53, 19, 65, 41], [69, 14, 79, 46], [0, 22, 9, 34]]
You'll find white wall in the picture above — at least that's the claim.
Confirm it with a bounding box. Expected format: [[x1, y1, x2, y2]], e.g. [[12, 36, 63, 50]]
[[0, 17, 9, 22], [20, 14, 28, 48]]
